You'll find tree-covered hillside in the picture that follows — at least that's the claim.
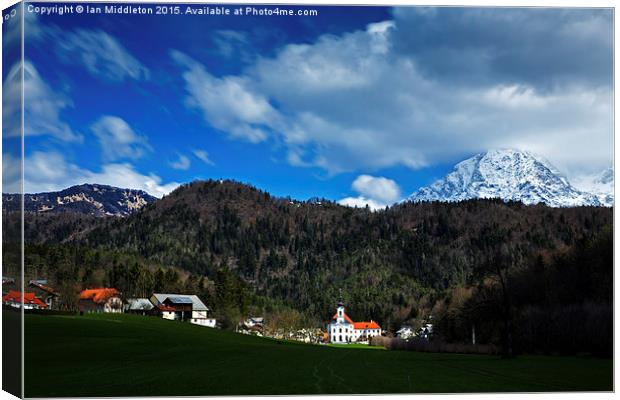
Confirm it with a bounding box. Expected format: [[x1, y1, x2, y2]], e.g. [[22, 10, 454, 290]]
[[3, 180, 613, 351]]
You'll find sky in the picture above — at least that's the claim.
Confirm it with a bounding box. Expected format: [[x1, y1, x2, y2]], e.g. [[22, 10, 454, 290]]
[[2, 4, 614, 209]]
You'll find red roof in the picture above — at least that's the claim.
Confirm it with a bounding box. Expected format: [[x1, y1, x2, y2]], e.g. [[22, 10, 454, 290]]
[[2, 291, 47, 308], [157, 304, 175, 312], [332, 312, 354, 324], [79, 288, 120, 303], [353, 320, 381, 330]]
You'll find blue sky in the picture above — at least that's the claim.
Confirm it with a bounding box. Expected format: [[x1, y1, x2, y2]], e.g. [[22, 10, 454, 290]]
[[2, 4, 614, 208]]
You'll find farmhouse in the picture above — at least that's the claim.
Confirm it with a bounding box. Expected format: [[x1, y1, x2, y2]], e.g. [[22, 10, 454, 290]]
[[328, 302, 382, 344], [396, 325, 415, 339], [150, 293, 216, 327], [153, 303, 176, 320], [29, 280, 59, 309], [125, 298, 154, 315], [79, 288, 123, 313], [238, 317, 264, 335], [3, 291, 48, 309], [418, 323, 433, 339], [245, 317, 264, 328]]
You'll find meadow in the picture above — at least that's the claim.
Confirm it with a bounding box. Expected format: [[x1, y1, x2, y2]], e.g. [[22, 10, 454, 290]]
[[21, 312, 612, 397]]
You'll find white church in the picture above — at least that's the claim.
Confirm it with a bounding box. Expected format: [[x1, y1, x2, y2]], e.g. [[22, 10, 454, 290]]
[[328, 301, 382, 344]]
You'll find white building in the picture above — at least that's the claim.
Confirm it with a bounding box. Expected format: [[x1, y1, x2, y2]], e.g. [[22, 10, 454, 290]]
[[418, 323, 433, 339], [327, 302, 382, 344], [244, 317, 264, 328], [351, 320, 381, 342], [156, 303, 176, 320], [150, 293, 216, 327], [328, 302, 354, 343], [396, 325, 415, 339]]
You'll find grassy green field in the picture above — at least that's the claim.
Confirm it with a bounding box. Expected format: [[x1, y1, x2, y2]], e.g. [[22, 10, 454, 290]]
[[21, 312, 612, 397]]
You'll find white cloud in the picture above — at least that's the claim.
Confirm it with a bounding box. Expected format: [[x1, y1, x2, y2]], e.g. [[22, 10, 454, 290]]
[[351, 175, 401, 203], [338, 174, 401, 211], [18, 151, 179, 198], [172, 15, 612, 177], [169, 154, 191, 170], [171, 50, 278, 143], [338, 196, 386, 212], [3, 61, 81, 141], [55, 29, 149, 81], [2, 153, 22, 193], [91, 116, 151, 161], [193, 149, 215, 166]]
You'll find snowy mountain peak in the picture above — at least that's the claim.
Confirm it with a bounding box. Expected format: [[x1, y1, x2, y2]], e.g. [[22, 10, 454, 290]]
[[597, 167, 614, 185], [571, 167, 614, 207], [408, 149, 613, 207]]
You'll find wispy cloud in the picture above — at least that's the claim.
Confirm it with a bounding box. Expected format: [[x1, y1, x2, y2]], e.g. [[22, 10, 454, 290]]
[[3, 61, 81, 141], [55, 28, 149, 82], [171, 50, 278, 143], [193, 149, 215, 166], [169, 154, 191, 170], [212, 30, 252, 62], [2, 153, 22, 193], [91, 116, 151, 161]]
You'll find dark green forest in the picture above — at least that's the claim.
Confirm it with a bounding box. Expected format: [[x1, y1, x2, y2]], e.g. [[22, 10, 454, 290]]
[[3, 179, 613, 355]]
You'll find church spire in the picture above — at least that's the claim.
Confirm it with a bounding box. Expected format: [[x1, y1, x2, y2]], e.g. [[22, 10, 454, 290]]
[[337, 288, 344, 307]]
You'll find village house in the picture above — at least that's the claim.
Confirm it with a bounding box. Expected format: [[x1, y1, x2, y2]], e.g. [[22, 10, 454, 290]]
[[150, 293, 216, 327], [418, 323, 433, 339], [28, 280, 59, 310], [238, 317, 264, 336], [352, 320, 382, 342], [3, 291, 48, 310], [290, 328, 324, 344], [245, 317, 264, 329], [79, 288, 123, 313], [396, 325, 415, 339], [153, 303, 176, 320], [124, 298, 154, 315], [327, 302, 382, 344]]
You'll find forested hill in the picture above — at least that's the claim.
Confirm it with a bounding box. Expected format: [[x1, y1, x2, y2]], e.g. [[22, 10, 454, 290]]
[[6, 179, 612, 329]]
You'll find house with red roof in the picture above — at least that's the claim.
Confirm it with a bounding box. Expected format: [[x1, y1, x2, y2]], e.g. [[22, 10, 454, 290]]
[[352, 320, 382, 342], [2, 291, 48, 310], [327, 301, 382, 344], [78, 288, 123, 313], [153, 303, 176, 320]]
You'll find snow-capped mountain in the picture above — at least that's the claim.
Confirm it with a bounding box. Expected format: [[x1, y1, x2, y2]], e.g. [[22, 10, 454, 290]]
[[408, 149, 613, 207], [571, 167, 614, 207], [2, 184, 157, 217]]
